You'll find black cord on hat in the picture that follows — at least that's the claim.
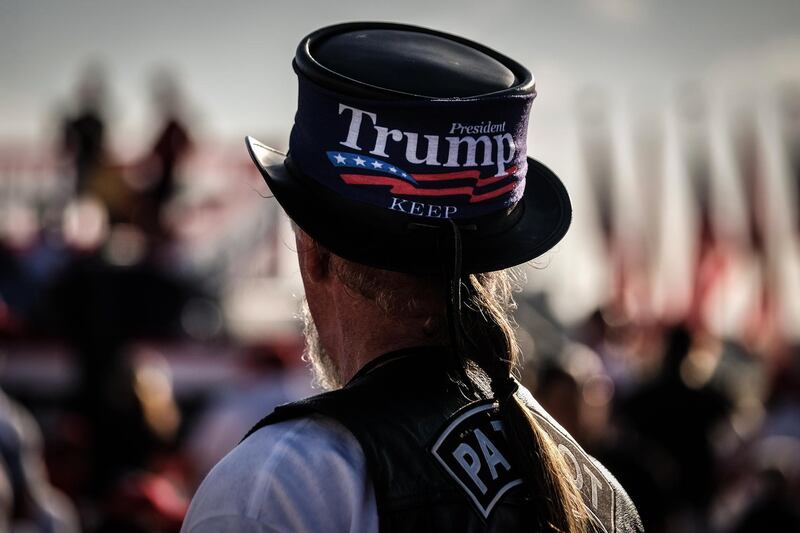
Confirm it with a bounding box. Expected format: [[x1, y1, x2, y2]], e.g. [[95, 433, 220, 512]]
[[444, 220, 468, 389], [443, 220, 518, 406], [447, 219, 463, 315]]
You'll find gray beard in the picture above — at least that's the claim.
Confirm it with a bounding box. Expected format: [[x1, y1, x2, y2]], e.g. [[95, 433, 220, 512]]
[[299, 298, 343, 390]]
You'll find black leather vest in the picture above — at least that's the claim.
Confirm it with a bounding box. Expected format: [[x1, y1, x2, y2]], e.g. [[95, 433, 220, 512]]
[[244, 347, 643, 533]]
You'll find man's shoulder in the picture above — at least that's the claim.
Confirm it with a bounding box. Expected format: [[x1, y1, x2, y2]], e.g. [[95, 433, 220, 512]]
[[217, 414, 363, 483], [182, 415, 378, 533]]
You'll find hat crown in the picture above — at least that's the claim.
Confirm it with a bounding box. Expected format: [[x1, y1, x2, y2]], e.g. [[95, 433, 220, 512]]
[[296, 22, 534, 101], [311, 28, 518, 98]]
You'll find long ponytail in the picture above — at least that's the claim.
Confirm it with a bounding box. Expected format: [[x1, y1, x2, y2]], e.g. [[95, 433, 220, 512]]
[[458, 271, 593, 533]]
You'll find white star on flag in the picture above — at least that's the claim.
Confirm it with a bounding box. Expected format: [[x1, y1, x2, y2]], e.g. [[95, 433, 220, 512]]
[[353, 156, 366, 166], [333, 153, 347, 164], [389, 167, 397, 173], [371, 160, 383, 169]]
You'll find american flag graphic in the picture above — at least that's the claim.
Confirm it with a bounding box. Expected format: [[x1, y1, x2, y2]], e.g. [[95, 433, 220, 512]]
[[326, 151, 520, 204]]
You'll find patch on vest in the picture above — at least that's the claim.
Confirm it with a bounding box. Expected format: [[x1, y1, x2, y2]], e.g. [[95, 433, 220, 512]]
[[430, 400, 523, 519], [528, 410, 616, 533]]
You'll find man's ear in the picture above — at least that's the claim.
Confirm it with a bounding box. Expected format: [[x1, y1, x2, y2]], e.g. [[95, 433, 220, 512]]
[[295, 228, 330, 284]]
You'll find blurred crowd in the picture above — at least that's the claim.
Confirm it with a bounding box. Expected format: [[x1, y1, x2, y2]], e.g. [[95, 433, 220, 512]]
[[0, 65, 798, 532], [0, 65, 312, 532]]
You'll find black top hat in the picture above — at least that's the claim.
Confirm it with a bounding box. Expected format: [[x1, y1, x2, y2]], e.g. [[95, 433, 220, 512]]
[[246, 22, 571, 275]]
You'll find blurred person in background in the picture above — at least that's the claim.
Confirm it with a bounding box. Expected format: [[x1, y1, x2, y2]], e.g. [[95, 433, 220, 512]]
[[58, 64, 134, 231], [135, 69, 194, 242], [715, 345, 800, 533], [31, 183, 207, 511], [182, 22, 643, 533], [60, 64, 108, 197], [616, 324, 732, 532], [0, 387, 79, 532], [526, 325, 669, 532]]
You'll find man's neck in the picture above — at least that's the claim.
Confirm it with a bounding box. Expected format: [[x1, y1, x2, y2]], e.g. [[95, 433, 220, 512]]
[[328, 291, 443, 384], [334, 323, 440, 384]]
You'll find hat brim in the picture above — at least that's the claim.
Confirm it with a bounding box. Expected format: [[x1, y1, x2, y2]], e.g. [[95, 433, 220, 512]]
[[245, 136, 571, 274]]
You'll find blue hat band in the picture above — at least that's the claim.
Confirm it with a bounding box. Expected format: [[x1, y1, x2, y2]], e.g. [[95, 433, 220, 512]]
[[289, 75, 535, 220]]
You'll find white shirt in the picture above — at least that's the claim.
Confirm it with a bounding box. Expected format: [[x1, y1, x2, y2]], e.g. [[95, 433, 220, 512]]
[[181, 414, 379, 533]]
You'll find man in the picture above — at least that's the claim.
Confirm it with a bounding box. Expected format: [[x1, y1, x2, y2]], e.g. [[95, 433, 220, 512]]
[[182, 22, 643, 532]]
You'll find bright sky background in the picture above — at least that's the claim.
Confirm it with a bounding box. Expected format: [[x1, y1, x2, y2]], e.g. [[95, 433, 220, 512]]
[[2, 0, 799, 153]]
